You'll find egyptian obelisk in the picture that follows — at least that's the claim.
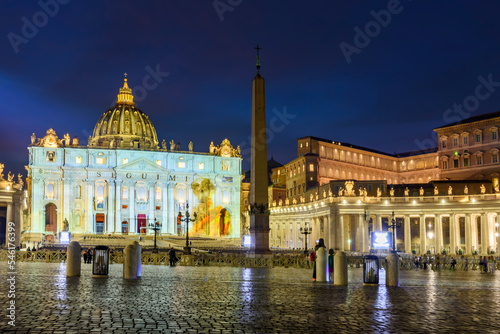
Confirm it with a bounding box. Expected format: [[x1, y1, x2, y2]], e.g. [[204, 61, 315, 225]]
[[249, 45, 271, 256]]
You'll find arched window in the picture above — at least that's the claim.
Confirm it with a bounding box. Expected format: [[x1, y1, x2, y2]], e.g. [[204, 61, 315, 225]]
[[222, 190, 229, 204], [155, 187, 161, 201], [178, 188, 185, 203], [96, 185, 104, 199], [46, 183, 55, 199], [137, 186, 146, 201]]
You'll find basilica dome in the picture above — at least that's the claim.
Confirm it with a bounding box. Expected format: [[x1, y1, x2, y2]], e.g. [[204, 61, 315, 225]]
[[90, 75, 159, 149]]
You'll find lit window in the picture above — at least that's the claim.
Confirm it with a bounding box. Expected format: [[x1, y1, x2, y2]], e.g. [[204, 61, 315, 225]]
[[477, 156, 482, 165], [306, 142, 309, 147], [96, 157, 105, 164], [155, 187, 161, 201], [122, 187, 128, 200], [76, 156, 82, 164], [45, 183, 55, 199], [300, 143, 303, 148], [222, 190, 229, 204], [177, 161, 186, 168], [137, 186, 146, 201], [156, 160, 161, 166], [122, 158, 128, 165], [198, 162, 205, 170], [309, 164, 314, 172]]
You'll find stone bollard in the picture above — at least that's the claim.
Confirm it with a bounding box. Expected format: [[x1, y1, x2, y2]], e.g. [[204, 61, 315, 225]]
[[334, 251, 348, 285], [386, 252, 400, 287], [123, 242, 138, 279], [135, 241, 142, 277], [66, 241, 82, 277], [316, 247, 328, 282]]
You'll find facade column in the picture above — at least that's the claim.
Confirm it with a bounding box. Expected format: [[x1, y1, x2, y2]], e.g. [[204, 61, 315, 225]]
[[108, 180, 116, 233], [167, 182, 175, 234], [87, 182, 94, 233], [465, 213, 472, 255], [148, 182, 155, 234], [115, 181, 122, 234], [129, 184, 136, 234], [481, 212, 488, 254], [404, 215, 411, 253], [449, 213, 456, 254], [419, 214, 426, 255], [435, 214, 443, 253]]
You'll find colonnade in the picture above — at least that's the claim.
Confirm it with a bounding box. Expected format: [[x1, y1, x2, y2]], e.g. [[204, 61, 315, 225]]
[[270, 208, 500, 255]]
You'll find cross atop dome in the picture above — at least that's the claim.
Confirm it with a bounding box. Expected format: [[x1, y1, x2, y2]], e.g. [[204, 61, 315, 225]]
[[117, 73, 134, 105]]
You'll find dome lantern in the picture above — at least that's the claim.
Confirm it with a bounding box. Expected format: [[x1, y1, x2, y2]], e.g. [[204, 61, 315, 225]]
[[90, 76, 159, 150]]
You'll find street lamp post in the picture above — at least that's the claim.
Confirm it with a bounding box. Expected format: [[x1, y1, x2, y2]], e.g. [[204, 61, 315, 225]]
[[300, 226, 312, 254], [178, 202, 197, 255], [389, 211, 402, 252], [147, 219, 162, 253]]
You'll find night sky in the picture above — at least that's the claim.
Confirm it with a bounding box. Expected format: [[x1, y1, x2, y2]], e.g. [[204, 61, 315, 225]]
[[2, 1, 500, 177]]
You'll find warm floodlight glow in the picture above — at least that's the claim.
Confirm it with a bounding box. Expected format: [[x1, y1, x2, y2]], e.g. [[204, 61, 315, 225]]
[[428, 232, 434, 239]]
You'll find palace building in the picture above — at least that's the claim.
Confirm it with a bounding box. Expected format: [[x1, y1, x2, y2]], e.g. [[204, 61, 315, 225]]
[[23, 76, 242, 245], [267, 111, 500, 255]]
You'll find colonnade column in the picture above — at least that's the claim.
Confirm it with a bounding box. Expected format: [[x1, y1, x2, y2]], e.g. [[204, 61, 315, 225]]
[[364, 215, 370, 252], [337, 214, 345, 251], [465, 213, 472, 255], [375, 214, 382, 231], [496, 213, 500, 254], [449, 213, 456, 254], [435, 214, 443, 253], [323, 216, 330, 250], [356, 213, 364, 252], [419, 214, 426, 254], [404, 215, 411, 253], [129, 185, 135, 234], [481, 212, 488, 254], [6, 203, 13, 247], [329, 214, 337, 251]]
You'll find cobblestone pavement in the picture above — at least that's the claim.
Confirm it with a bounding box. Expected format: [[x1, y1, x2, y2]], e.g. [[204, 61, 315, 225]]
[[2, 262, 500, 333]]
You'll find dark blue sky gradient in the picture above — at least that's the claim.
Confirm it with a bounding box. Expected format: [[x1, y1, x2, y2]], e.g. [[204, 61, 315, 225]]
[[2, 0, 500, 176]]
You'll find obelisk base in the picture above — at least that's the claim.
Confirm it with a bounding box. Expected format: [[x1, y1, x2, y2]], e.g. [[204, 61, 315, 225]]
[[248, 213, 272, 258]]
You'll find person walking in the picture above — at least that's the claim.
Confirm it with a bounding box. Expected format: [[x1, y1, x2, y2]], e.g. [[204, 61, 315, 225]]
[[169, 247, 178, 266], [328, 249, 334, 281], [464, 257, 469, 271], [310, 249, 316, 281], [450, 257, 456, 270], [483, 256, 489, 273]]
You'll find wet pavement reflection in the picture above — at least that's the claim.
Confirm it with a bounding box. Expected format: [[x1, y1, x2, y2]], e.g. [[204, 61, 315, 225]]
[[2, 262, 500, 333]]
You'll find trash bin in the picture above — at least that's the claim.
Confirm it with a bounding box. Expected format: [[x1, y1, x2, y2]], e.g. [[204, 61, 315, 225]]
[[92, 246, 109, 277], [363, 255, 379, 285]]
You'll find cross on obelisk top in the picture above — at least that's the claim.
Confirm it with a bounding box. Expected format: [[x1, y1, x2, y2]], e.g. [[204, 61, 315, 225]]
[[254, 44, 262, 71]]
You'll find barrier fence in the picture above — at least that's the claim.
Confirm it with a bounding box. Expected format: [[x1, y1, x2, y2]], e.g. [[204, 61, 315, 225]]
[[1, 250, 498, 270]]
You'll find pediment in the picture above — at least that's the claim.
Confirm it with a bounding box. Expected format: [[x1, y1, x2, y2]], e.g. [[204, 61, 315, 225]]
[[116, 158, 166, 172]]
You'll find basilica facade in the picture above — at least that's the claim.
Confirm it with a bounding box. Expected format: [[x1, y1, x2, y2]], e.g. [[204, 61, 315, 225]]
[[24, 77, 242, 244]]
